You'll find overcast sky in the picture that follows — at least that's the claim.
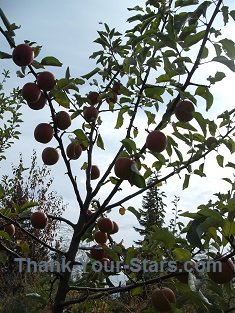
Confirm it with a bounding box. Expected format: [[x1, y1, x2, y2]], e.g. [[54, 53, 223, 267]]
[[0, 1, 235, 247]]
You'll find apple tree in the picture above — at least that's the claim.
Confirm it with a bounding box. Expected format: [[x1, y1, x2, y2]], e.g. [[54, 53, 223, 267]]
[[1, 0, 235, 312]]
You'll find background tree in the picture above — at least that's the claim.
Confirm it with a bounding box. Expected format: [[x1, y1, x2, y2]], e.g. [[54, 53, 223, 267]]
[[0, 70, 22, 161], [134, 172, 167, 245], [0, 151, 67, 312]]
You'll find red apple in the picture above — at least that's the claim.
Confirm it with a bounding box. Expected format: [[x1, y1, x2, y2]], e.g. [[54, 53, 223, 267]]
[[55, 111, 71, 130], [42, 147, 59, 165], [34, 123, 54, 143], [28, 93, 47, 110], [146, 130, 167, 153], [174, 100, 195, 122], [94, 231, 108, 244], [30, 211, 48, 229], [151, 287, 176, 312], [110, 221, 119, 234], [4, 224, 15, 236], [208, 259, 234, 284], [66, 142, 82, 159], [97, 218, 114, 234], [90, 245, 106, 261], [22, 83, 41, 103], [37, 71, 56, 91], [12, 44, 34, 66], [114, 157, 135, 180], [83, 106, 98, 122], [91, 165, 100, 180], [87, 91, 99, 105]]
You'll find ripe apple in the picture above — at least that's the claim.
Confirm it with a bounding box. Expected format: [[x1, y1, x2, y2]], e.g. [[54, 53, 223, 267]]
[[151, 287, 176, 312], [90, 245, 106, 261], [36, 71, 56, 91], [110, 221, 119, 234], [28, 93, 47, 110], [4, 224, 15, 236], [87, 91, 99, 105], [106, 91, 118, 104], [22, 83, 42, 103], [207, 259, 234, 284], [146, 130, 167, 153], [97, 217, 114, 234], [30, 211, 48, 229], [34, 123, 54, 144], [12, 44, 34, 66], [66, 142, 82, 159], [112, 81, 122, 95], [83, 106, 99, 122], [91, 165, 100, 180], [174, 100, 195, 122], [42, 147, 59, 165], [205, 137, 218, 149], [114, 157, 135, 180], [94, 231, 108, 244], [55, 111, 71, 130]]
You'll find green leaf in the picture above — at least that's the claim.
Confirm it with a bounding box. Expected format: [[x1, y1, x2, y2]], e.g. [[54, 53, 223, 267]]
[[229, 10, 235, 21], [31, 60, 45, 69], [121, 138, 136, 154], [197, 207, 223, 223], [183, 174, 190, 190], [207, 71, 226, 84], [221, 6, 229, 25], [195, 86, 213, 111], [186, 217, 207, 248], [41, 56, 62, 66], [131, 286, 143, 296], [0, 51, 13, 59], [18, 201, 38, 213], [175, 122, 197, 131], [193, 112, 207, 136], [144, 86, 165, 101], [56, 78, 71, 89], [125, 247, 137, 265], [212, 56, 235, 72], [73, 129, 88, 142], [175, 0, 199, 8], [183, 30, 206, 48], [53, 90, 70, 108], [223, 220, 235, 236], [201, 47, 209, 59], [216, 154, 224, 167], [156, 74, 171, 83], [127, 206, 141, 219], [144, 110, 155, 126], [0, 230, 11, 240], [115, 106, 128, 129], [151, 227, 175, 249], [129, 168, 146, 188], [103, 246, 119, 261], [97, 134, 105, 150], [81, 67, 100, 80], [173, 248, 191, 261], [220, 38, 235, 59]]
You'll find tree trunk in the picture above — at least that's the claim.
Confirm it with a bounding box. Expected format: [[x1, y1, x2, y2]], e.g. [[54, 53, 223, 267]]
[[53, 214, 85, 313]]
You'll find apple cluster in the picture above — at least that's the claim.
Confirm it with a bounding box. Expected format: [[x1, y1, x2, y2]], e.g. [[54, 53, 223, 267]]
[[90, 217, 119, 268], [12, 44, 103, 179]]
